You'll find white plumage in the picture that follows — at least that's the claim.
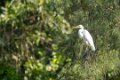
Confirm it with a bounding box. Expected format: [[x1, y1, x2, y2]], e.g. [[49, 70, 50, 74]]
[[78, 25, 95, 51]]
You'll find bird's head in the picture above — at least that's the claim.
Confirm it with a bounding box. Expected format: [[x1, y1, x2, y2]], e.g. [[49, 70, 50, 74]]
[[78, 25, 84, 29], [72, 24, 84, 30]]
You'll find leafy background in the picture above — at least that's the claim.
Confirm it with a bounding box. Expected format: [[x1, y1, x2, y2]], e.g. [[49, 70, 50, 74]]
[[0, 0, 120, 80]]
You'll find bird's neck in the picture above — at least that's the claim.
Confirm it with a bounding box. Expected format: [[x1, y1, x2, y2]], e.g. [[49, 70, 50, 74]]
[[81, 28, 84, 31]]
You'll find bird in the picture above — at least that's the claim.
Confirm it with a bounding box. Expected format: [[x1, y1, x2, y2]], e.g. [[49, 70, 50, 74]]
[[73, 25, 96, 61]]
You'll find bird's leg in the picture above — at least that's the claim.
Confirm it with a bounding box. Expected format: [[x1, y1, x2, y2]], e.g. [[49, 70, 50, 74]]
[[83, 46, 88, 62]]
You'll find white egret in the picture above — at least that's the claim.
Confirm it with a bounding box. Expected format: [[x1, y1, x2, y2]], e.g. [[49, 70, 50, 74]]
[[73, 24, 96, 61]]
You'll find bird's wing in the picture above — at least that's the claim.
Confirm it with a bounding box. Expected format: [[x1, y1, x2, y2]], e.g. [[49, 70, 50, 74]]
[[84, 30, 95, 51]]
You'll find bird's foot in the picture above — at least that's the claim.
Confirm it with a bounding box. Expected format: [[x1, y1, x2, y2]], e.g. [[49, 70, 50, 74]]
[[84, 60, 88, 64]]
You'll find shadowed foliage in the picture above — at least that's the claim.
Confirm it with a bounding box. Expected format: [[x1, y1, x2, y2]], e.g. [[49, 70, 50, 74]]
[[0, 0, 120, 80]]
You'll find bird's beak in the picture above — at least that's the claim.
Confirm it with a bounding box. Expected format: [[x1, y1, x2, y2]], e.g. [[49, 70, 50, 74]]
[[72, 26, 80, 29]]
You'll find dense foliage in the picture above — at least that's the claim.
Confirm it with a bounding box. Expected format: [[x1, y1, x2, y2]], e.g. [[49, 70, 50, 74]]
[[0, 0, 120, 80]]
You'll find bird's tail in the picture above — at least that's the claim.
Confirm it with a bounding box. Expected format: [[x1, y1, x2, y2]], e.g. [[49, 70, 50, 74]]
[[91, 45, 96, 52], [91, 46, 96, 60]]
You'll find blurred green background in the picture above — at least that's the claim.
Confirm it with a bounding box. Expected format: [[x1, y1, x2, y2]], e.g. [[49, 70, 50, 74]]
[[0, 0, 120, 80]]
